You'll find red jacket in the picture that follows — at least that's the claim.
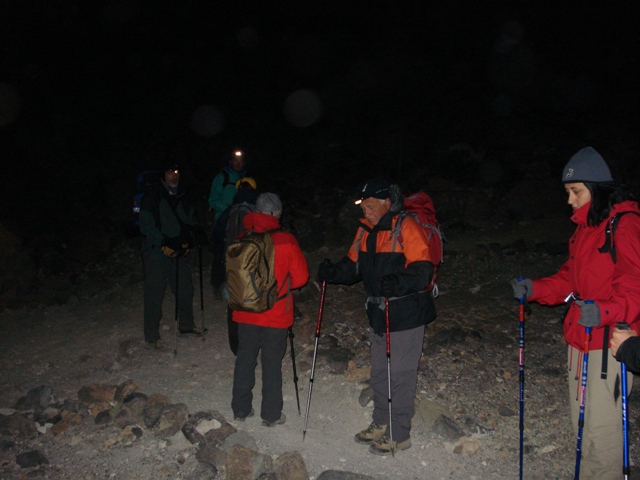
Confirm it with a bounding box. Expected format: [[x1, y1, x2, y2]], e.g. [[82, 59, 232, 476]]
[[531, 200, 640, 350], [232, 212, 309, 329]]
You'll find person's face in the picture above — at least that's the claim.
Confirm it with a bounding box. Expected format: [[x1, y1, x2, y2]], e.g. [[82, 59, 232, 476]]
[[360, 197, 391, 226], [565, 182, 591, 210], [230, 151, 245, 172], [165, 168, 180, 188]]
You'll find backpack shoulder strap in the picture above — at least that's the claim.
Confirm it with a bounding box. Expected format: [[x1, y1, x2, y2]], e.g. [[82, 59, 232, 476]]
[[222, 170, 231, 188], [598, 211, 640, 264]]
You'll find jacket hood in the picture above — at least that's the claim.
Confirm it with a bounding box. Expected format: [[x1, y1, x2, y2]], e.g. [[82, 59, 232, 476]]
[[243, 211, 281, 232]]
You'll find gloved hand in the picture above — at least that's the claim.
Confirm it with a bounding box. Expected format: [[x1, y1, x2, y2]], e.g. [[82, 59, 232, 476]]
[[576, 300, 601, 327], [317, 260, 337, 282], [191, 227, 208, 247], [380, 274, 401, 298], [162, 236, 190, 258], [163, 236, 185, 251], [510, 278, 533, 300]]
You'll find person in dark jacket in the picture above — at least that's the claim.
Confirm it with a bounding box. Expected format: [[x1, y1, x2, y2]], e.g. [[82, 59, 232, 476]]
[[512, 147, 640, 479], [317, 179, 435, 455], [231, 193, 309, 427], [612, 326, 640, 372], [139, 163, 208, 349]]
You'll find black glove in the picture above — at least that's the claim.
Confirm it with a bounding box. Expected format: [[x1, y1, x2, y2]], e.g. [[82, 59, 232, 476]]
[[191, 227, 208, 247], [380, 274, 401, 298], [163, 236, 185, 251], [576, 300, 601, 327], [510, 277, 533, 300], [317, 261, 337, 282]]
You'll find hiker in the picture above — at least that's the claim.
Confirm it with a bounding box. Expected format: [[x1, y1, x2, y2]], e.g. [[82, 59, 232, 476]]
[[220, 178, 259, 355], [139, 162, 208, 349], [231, 193, 309, 426], [612, 326, 640, 372], [208, 149, 248, 297], [317, 178, 436, 455], [511, 146, 640, 479]]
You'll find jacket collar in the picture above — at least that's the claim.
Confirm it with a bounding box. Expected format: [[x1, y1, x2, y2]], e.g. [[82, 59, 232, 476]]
[[243, 211, 281, 232]]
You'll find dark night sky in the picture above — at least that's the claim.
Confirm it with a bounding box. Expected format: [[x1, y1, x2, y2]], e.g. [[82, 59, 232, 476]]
[[0, 2, 638, 230]]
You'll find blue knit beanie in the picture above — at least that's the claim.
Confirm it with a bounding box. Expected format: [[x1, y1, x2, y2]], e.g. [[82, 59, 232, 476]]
[[561, 147, 613, 183]]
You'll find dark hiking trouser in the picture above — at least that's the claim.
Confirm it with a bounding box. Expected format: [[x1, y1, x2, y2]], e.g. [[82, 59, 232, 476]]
[[370, 325, 425, 443], [227, 306, 239, 355], [232, 323, 288, 423], [143, 253, 195, 343], [210, 223, 226, 289]]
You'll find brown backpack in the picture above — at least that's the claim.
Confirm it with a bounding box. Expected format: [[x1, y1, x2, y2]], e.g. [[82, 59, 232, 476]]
[[226, 230, 288, 312]]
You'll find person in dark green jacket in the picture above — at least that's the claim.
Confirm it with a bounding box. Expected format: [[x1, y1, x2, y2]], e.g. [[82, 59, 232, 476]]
[[139, 163, 207, 349]]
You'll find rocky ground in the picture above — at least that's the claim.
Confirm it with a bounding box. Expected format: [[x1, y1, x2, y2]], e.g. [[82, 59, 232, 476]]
[[1, 213, 639, 479]]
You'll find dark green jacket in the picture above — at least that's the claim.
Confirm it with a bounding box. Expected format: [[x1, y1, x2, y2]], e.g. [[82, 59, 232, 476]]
[[139, 184, 199, 259]]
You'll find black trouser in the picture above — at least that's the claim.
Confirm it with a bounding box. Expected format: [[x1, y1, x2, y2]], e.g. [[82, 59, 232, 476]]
[[227, 306, 239, 355], [143, 253, 195, 343], [232, 323, 288, 422], [210, 224, 226, 289]]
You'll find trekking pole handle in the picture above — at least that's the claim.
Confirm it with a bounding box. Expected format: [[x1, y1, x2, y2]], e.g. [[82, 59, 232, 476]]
[[617, 322, 630, 330]]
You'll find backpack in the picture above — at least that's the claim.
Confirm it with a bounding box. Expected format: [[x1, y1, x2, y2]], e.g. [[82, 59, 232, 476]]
[[132, 170, 162, 227], [225, 230, 288, 313], [394, 191, 445, 296], [225, 202, 257, 249]]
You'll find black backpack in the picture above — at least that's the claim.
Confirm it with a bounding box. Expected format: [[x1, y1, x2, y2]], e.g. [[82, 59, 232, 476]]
[[225, 202, 257, 249], [132, 170, 162, 227]]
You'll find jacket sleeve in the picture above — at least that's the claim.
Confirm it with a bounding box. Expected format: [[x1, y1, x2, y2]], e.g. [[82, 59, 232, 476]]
[[330, 256, 360, 285], [393, 218, 433, 294], [594, 215, 640, 330], [286, 236, 310, 290], [616, 336, 640, 373], [208, 173, 225, 212], [530, 260, 572, 306]]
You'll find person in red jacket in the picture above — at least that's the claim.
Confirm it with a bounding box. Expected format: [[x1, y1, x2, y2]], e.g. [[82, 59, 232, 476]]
[[231, 192, 309, 427], [512, 146, 640, 479]]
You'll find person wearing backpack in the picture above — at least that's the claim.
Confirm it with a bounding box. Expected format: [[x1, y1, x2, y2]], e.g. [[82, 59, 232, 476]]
[[208, 149, 248, 297], [139, 162, 208, 349], [511, 147, 640, 479], [219, 178, 259, 355], [230, 193, 309, 427], [317, 179, 436, 455]]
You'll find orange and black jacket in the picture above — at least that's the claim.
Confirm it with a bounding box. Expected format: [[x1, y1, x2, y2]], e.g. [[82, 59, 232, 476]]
[[329, 210, 436, 335]]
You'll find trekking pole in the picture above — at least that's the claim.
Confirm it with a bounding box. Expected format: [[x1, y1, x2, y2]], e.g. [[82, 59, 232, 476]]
[[174, 256, 180, 356], [199, 246, 206, 341], [517, 277, 526, 480], [616, 321, 631, 480], [289, 327, 301, 415], [385, 297, 394, 457], [574, 316, 593, 479], [303, 275, 327, 441]]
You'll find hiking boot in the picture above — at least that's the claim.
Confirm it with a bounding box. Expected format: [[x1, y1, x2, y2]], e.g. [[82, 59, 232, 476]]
[[354, 422, 387, 444], [179, 328, 207, 337], [234, 408, 254, 422], [262, 413, 286, 427], [369, 435, 412, 456], [144, 339, 165, 350]]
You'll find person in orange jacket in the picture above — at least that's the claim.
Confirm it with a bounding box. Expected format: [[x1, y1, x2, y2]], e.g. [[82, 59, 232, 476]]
[[318, 179, 435, 455], [231, 193, 309, 427], [512, 147, 640, 479]]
